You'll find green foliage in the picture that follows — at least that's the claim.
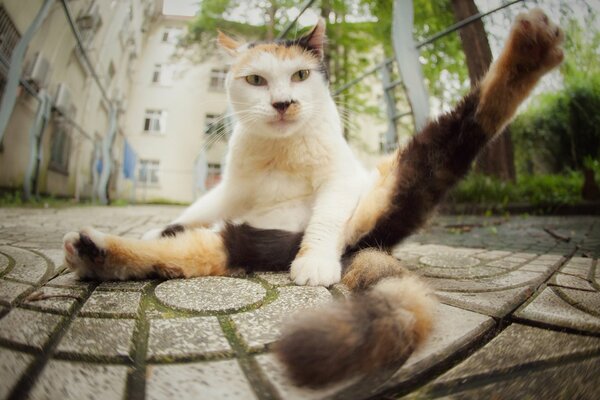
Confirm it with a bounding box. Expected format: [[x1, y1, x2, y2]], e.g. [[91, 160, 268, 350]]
[[450, 172, 584, 208], [511, 17, 600, 175]]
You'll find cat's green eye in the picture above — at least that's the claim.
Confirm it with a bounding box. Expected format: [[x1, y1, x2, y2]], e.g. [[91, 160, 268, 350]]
[[291, 69, 311, 82], [245, 75, 267, 86]]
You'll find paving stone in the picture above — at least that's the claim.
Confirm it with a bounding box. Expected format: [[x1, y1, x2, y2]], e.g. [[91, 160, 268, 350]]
[[46, 271, 92, 289], [256, 272, 292, 286], [515, 287, 600, 332], [418, 265, 507, 279], [147, 360, 257, 400], [22, 286, 84, 314], [0, 279, 33, 306], [553, 273, 595, 290], [97, 279, 154, 291], [155, 277, 266, 313], [38, 249, 65, 271], [255, 354, 358, 400], [0, 308, 64, 349], [376, 304, 494, 393], [1, 246, 48, 284], [426, 269, 544, 293], [147, 317, 231, 361], [29, 360, 129, 400], [557, 287, 600, 316], [419, 254, 480, 269], [434, 324, 600, 384], [56, 317, 136, 359], [474, 250, 512, 260], [0, 252, 9, 274], [232, 286, 332, 349], [436, 286, 534, 317], [80, 290, 141, 317], [0, 348, 34, 399], [425, 356, 600, 399]]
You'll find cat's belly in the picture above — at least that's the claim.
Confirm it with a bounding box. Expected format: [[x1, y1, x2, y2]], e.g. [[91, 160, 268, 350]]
[[239, 198, 312, 231], [233, 172, 314, 232]]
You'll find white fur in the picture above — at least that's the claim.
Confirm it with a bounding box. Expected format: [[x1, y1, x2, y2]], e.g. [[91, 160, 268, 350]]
[[162, 41, 373, 287]]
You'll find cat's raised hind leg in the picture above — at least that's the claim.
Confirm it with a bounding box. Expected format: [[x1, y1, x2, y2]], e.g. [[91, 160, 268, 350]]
[[63, 227, 228, 280]]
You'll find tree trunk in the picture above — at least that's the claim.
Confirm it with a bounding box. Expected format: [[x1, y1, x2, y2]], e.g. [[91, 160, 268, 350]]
[[265, 2, 277, 40], [451, 0, 516, 181]]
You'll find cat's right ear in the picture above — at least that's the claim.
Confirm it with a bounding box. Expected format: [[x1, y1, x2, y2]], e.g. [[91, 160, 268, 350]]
[[217, 31, 243, 56]]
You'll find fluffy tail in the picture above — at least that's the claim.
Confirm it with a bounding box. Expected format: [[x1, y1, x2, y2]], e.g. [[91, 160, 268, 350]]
[[274, 250, 435, 387]]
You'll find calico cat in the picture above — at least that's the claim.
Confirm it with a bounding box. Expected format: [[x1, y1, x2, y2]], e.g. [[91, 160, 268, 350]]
[[63, 8, 563, 387]]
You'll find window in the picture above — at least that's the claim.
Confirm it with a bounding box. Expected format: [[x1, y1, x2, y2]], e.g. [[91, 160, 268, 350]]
[[209, 69, 227, 91], [204, 113, 223, 135], [151, 63, 174, 85], [0, 6, 20, 97], [143, 110, 167, 133], [49, 124, 72, 174], [161, 27, 182, 43], [206, 163, 221, 189], [138, 159, 159, 185]]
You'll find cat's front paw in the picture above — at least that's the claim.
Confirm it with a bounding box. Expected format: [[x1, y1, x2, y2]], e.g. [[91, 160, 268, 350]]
[[290, 253, 341, 287], [508, 8, 564, 75], [63, 227, 108, 279]]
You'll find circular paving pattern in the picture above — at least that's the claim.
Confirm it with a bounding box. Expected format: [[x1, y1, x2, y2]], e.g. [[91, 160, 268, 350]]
[[154, 277, 267, 312], [419, 254, 480, 269]]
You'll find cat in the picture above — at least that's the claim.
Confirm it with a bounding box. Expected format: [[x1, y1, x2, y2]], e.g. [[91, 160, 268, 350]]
[[63, 8, 563, 387]]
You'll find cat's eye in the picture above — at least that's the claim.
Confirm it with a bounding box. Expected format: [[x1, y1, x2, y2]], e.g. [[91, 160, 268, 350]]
[[291, 69, 311, 82], [245, 75, 267, 86]]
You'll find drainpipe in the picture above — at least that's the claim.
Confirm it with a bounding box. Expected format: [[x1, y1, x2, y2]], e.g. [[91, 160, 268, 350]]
[[0, 0, 54, 144], [97, 105, 117, 204], [23, 90, 52, 200]]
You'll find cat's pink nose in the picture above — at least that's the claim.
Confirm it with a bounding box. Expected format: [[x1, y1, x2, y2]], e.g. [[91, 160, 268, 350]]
[[272, 101, 292, 114]]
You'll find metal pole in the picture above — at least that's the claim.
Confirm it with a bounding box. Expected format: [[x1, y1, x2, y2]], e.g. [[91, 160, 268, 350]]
[[0, 0, 53, 144], [23, 90, 52, 200], [380, 64, 398, 153], [98, 105, 117, 204]]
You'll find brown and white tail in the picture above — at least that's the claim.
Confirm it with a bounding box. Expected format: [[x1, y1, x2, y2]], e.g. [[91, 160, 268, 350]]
[[275, 250, 435, 387]]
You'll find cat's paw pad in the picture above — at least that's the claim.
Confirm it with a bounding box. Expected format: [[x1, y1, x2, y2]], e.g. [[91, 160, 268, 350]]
[[290, 254, 342, 287], [63, 227, 107, 278], [509, 8, 564, 72]]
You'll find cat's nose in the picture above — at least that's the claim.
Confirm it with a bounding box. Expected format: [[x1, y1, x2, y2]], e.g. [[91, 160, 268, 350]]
[[272, 101, 292, 114]]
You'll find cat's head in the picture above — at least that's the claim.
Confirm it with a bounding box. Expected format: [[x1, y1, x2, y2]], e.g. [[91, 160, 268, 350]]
[[218, 19, 330, 138]]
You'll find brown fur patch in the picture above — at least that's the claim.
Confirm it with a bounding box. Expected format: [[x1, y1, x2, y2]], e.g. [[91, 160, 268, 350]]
[[231, 43, 319, 76], [342, 249, 408, 291], [94, 229, 228, 280]]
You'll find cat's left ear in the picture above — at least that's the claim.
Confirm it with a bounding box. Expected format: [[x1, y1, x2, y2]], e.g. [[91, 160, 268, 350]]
[[217, 30, 244, 56], [299, 18, 326, 59]]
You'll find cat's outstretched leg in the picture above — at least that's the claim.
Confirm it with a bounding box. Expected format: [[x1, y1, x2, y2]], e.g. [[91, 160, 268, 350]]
[[345, 8, 564, 251], [63, 227, 228, 280]]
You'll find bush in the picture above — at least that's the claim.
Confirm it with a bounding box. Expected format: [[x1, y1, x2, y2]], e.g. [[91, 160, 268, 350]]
[[450, 172, 584, 208]]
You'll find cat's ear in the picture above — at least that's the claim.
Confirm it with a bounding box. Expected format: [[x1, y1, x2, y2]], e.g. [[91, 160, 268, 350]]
[[299, 18, 326, 59], [217, 30, 243, 56]]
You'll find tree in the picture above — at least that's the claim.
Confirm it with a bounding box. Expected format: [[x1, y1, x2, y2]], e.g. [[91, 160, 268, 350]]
[[450, 0, 516, 181]]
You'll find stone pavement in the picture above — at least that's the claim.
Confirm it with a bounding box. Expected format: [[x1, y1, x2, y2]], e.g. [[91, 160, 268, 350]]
[[0, 206, 599, 399]]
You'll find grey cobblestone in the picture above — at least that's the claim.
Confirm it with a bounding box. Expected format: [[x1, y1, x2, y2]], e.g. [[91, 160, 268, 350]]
[[147, 317, 231, 361], [0, 308, 64, 349], [0, 207, 598, 399], [79, 289, 142, 317], [56, 317, 136, 359], [30, 360, 130, 400], [154, 277, 266, 313], [146, 360, 257, 400]]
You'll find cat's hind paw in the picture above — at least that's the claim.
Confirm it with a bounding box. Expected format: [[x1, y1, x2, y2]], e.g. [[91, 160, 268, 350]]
[[63, 227, 108, 279], [508, 8, 564, 75], [290, 253, 341, 287]]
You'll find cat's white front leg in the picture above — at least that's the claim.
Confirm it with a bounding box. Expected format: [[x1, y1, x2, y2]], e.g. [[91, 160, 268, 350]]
[[143, 183, 229, 239], [291, 180, 360, 287]]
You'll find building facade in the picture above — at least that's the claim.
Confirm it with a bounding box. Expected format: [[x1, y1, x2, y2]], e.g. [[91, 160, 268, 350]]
[[123, 14, 228, 203]]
